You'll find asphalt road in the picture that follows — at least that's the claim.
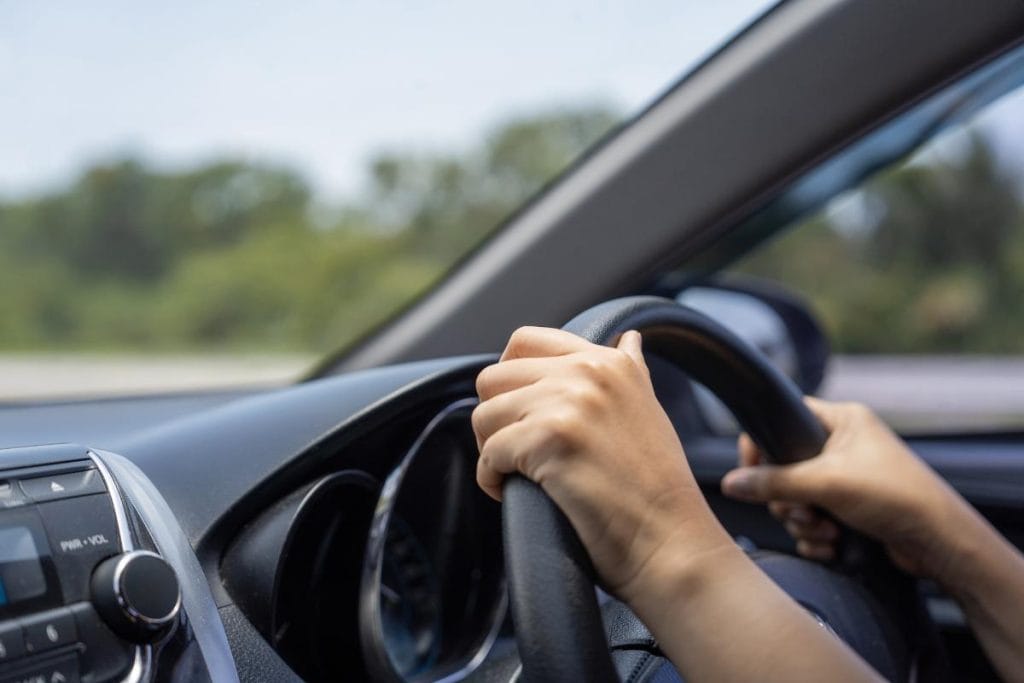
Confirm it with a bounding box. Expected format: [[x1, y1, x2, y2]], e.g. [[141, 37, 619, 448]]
[[1, 354, 1022, 431], [821, 356, 1024, 430], [0, 354, 314, 401]]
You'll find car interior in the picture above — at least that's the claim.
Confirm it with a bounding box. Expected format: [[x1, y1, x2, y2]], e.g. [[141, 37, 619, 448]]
[[2, 1, 1024, 681]]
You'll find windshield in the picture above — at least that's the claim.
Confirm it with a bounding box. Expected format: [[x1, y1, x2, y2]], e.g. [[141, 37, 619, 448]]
[[0, 1, 772, 400]]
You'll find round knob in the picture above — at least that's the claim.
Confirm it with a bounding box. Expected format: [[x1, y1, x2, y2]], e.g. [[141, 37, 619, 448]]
[[91, 551, 181, 643]]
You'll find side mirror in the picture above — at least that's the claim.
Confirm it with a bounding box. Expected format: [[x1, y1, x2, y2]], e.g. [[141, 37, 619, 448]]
[[677, 278, 829, 395]]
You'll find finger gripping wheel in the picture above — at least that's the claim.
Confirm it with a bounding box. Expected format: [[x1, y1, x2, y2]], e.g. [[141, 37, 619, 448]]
[[503, 296, 831, 683]]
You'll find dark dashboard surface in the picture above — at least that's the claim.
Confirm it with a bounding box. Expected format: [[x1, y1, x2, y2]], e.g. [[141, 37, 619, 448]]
[[0, 354, 498, 682], [0, 356, 489, 549], [0, 390, 253, 452], [1, 352, 1022, 682]]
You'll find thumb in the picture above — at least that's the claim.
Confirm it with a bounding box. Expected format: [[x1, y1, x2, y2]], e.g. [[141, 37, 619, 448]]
[[720, 462, 820, 504], [617, 330, 648, 372]]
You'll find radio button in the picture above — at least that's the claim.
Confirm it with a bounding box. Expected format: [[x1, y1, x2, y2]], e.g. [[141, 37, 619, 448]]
[[68, 603, 132, 683], [35, 495, 120, 603], [19, 470, 105, 504], [0, 653, 80, 683], [21, 608, 77, 654], [0, 621, 25, 663], [91, 552, 180, 643]]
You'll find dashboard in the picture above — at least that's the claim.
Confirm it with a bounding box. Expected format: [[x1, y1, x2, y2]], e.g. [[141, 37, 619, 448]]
[[219, 396, 504, 681], [0, 354, 503, 682], [0, 443, 229, 683], [1, 349, 1022, 682], [0, 352, 701, 683]]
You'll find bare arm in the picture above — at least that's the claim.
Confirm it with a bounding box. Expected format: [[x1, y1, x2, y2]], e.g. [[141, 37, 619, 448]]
[[473, 328, 879, 682], [626, 539, 880, 682], [944, 509, 1024, 683], [722, 399, 1024, 683]]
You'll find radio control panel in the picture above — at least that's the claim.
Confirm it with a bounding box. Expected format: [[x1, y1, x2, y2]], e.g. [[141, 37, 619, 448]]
[[0, 446, 181, 683]]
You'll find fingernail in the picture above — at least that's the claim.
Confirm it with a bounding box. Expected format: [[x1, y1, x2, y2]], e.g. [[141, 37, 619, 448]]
[[790, 507, 815, 524], [722, 471, 752, 497]]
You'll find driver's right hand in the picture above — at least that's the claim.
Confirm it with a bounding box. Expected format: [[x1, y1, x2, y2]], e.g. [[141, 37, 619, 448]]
[[721, 398, 977, 589]]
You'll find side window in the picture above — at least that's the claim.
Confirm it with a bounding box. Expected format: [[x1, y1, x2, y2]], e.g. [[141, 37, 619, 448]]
[[728, 85, 1024, 434]]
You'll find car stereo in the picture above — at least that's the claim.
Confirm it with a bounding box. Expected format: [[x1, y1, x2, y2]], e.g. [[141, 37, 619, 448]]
[[0, 446, 181, 683]]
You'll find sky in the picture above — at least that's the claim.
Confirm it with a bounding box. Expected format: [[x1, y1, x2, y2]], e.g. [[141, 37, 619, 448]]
[[0, 1, 773, 202]]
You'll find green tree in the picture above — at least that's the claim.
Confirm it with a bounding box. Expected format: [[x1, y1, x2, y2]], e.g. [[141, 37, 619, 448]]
[[0, 104, 620, 353], [738, 132, 1024, 353], [366, 106, 619, 258]]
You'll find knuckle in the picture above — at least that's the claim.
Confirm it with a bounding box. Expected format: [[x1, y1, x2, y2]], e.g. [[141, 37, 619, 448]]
[[480, 430, 515, 474], [476, 450, 492, 472], [508, 326, 530, 343], [578, 351, 612, 375], [843, 401, 872, 421], [475, 365, 496, 397], [508, 326, 538, 349], [605, 347, 637, 378], [572, 354, 599, 376], [542, 409, 583, 449], [470, 403, 487, 433], [512, 446, 536, 477], [574, 353, 620, 390], [565, 379, 603, 412], [610, 346, 635, 369], [530, 457, 556, 489]]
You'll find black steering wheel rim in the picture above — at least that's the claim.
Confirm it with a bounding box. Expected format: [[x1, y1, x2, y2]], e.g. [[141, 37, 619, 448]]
[[501, 296, 922, 682]]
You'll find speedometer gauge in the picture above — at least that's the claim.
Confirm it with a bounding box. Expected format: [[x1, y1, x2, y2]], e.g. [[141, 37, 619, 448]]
[[379, 516, 441, 677], [360, 398, 506, 682]]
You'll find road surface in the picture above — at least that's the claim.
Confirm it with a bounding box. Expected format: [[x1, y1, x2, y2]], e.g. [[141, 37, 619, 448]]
[[1, 354, 1022, 431]]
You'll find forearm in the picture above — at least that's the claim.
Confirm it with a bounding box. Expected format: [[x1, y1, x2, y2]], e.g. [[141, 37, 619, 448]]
[[941, 506, 1024, 683], [628, 531, 881, 682]]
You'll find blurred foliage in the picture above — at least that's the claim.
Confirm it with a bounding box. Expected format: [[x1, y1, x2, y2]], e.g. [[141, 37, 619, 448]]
[[2, 102, 1023, 358], [0, 106, 619, 353], [737, 133, 1024, 353]]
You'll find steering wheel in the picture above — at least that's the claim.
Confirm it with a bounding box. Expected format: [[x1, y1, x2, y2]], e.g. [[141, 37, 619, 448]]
[[501, 296, 942, 682]]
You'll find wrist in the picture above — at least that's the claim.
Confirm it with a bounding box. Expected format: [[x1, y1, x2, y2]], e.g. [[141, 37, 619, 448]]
[[621, 521, 745, 624], [925, 495, 1010, 598]]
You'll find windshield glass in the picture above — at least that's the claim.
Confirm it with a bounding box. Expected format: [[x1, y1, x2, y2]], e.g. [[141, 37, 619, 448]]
[[0, 1, 772, 400], [723, 46, 1024, 434]]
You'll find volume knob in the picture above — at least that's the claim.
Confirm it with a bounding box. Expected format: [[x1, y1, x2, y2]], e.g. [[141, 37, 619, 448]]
[[91, 551, 181, 643]]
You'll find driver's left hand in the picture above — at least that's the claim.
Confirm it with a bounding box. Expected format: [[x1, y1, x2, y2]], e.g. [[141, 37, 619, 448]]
[[472, 326, 733, 605]]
